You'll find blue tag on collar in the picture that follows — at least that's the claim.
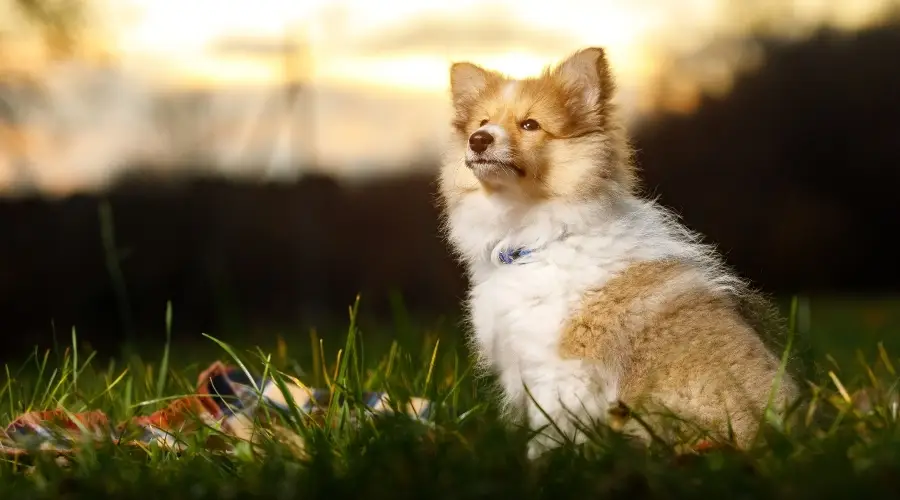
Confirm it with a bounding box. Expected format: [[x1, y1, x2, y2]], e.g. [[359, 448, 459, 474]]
[[498, 247, 532, 265]]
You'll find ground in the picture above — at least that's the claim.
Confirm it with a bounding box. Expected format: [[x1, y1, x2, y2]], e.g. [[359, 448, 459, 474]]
[[1, 294, 899, 498]]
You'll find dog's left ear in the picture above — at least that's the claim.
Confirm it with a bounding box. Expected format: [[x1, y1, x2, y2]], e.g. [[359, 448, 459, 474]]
[[450, 62, 498, 108], [553, 47, 615, 109]]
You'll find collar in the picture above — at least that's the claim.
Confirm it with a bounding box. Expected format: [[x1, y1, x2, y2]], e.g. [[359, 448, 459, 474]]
[[497, 246, 533, 265], [490, 224, 569, 267]]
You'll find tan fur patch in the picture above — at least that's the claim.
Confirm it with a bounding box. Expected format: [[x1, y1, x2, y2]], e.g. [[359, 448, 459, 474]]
[[559, 259, 798, 447]]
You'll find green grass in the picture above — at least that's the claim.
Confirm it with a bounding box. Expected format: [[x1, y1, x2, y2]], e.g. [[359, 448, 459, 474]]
[[1, 295, 900, 499]]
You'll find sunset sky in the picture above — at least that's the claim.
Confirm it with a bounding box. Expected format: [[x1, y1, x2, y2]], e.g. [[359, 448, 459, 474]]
[[107, 0, 887, 89], [0, 0, 893, 195]]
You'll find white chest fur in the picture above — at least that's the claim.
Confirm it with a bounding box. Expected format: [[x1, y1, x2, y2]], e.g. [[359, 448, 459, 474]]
[[446, 192, 717, 454], [467, 247, 620, 419]]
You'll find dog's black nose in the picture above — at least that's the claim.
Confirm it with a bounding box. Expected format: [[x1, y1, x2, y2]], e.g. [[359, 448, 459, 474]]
[[468, 130, 494, 153]]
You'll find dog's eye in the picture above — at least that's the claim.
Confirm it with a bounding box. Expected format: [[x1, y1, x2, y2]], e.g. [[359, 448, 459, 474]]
[[520, 119, 540, 131], [479, 119, 489, 127]]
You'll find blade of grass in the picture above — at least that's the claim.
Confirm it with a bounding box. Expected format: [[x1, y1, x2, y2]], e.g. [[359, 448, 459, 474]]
[[99, 199, 135, 347], [26, 349, 51, 412], [325, 295, 362, 433], [202, 333, 260, 393], [423, 338, 440, 398], [155, 301, 173, 400], [71, 327, 78, 393], [3, 365, 14, 415], [87, 368, 130, 406], [878, 342, 896, 377], [762, 296, 797, 433], [310, 328, 321, 389]]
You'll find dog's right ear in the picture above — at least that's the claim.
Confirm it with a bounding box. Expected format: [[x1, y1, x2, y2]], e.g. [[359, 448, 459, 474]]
[[450, 62, 493, 107]]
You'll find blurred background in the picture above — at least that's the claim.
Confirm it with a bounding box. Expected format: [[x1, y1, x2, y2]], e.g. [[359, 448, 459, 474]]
[[1, 0, 898, 361]]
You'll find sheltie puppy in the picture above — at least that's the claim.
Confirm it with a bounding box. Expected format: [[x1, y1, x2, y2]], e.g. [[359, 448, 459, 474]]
[[437, 47, 799, 458]]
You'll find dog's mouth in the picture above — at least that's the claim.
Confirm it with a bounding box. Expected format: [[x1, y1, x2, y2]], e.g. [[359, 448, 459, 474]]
[[465, 160, 525, 177]]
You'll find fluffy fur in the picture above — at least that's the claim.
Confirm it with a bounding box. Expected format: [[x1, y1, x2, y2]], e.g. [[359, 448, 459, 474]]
[[437, 47, 800, 458]]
